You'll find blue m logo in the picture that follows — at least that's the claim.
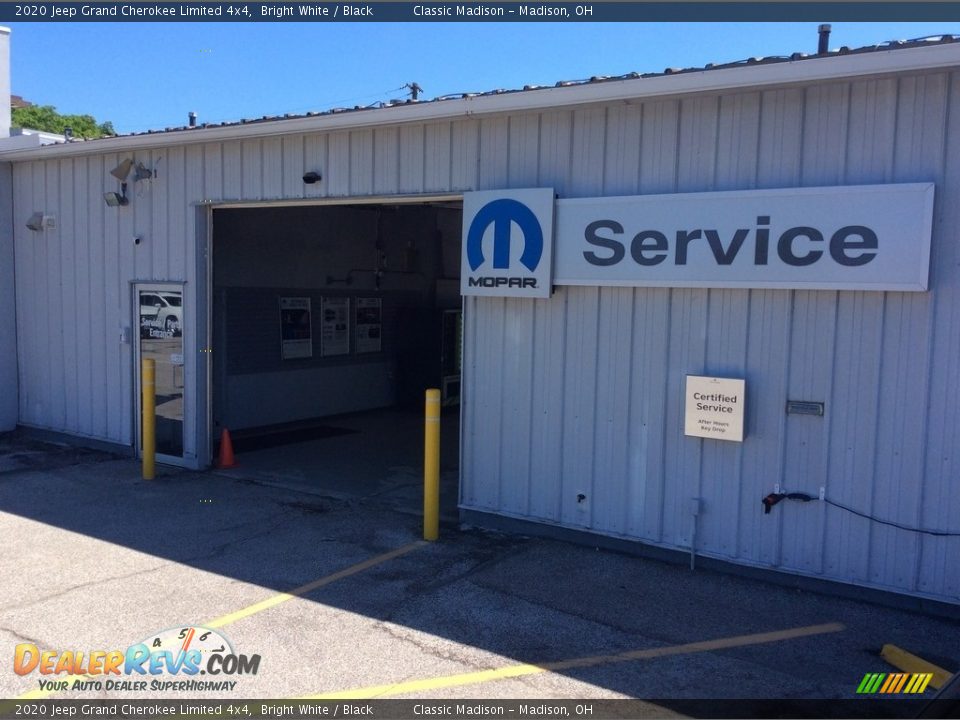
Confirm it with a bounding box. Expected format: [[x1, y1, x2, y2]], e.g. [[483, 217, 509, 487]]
[[466, 198, 544, 272]]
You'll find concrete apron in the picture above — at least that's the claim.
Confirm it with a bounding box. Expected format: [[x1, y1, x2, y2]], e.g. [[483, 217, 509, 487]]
[[211, 408, 461, 522]]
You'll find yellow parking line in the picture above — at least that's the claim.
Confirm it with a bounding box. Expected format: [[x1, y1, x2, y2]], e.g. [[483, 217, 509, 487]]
[[13, 541, 426, 701], [205, 541, 426, 628], [881, 644, 953, 690], [304, 621, 846, 699]]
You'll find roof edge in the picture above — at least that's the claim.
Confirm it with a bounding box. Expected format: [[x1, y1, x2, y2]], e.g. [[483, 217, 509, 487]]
[[3, 41, 959, 162]]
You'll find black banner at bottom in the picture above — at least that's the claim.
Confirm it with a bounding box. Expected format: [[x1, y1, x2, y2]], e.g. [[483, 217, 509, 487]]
[[0, 698, 957, 719]]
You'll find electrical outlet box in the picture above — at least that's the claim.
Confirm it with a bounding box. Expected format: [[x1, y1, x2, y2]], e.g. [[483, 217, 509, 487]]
[[819, 486, 825, 501], [774, 483, 781, 494]]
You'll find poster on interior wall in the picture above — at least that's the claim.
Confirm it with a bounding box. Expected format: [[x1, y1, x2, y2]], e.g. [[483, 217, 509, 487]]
[[279, 297, 313, 360], [321, 297, 350, 357], [355, 298, 382, 354]]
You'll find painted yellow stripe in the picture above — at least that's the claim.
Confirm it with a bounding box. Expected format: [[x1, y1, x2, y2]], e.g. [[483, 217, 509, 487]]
[[881, 644, 952, 690], [13, 541, 425, 701], [303, 622, 845, 699], [917, 673, 934, 694], [205, 541, 425, 628]]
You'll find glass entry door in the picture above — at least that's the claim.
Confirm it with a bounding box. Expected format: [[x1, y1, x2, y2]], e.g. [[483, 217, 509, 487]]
[[134, 283, 186, 465]]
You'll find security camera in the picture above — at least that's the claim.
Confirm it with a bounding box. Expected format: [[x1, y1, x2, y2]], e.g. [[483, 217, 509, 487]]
[[302, 171, 322, 184]]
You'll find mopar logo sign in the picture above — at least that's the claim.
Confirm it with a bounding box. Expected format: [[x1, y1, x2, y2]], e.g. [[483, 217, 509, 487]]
[[467, 199, 543, 272], [461, 189, 555, 298]]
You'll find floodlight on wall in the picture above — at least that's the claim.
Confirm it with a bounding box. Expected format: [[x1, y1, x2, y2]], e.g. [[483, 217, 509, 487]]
[[302, 171, 322, 184], [104, 184, 129, 207], [110, 158, 134, 181], [133, 161, 153, 182]]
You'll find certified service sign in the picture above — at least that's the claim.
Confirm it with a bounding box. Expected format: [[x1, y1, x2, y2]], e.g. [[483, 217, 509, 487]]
[[685, 376, 746, 442], [461, 188, 555, 298]]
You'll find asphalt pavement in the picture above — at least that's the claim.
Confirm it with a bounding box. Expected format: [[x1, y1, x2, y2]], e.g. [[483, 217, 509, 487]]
[[1, 432, 958, 717]]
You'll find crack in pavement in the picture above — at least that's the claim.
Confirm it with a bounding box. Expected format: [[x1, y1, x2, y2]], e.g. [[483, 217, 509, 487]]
[[356, 541, 538, 677], [166, 512, 292, 566], [0, 625, 46, 647], [0, 561, 172, 614], [372, 620, 498, 678], [0, 512, 291, 615]]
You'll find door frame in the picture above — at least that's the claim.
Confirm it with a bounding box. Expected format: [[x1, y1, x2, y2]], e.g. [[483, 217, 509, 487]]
[[133, 280, 190, 468]]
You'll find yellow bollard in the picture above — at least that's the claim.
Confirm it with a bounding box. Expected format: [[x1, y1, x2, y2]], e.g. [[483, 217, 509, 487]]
[[424, 388, 441, 541], [142, 358, 156, 480]]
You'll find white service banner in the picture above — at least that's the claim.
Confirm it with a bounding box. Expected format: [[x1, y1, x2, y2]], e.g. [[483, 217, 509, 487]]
[[552, 184, 934, 291]]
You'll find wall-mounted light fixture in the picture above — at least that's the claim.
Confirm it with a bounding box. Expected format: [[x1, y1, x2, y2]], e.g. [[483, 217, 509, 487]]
[[302, 171, 322, 184], [26, 212, 44, 231], [110, 158, 134, 181], [104, 184, 129, 207], [106, 159, 132, 207], [25, 213, 55, 231], [132, 161, 153, 182], [105, 158, 153, 208], [25, 213, 57, 231]]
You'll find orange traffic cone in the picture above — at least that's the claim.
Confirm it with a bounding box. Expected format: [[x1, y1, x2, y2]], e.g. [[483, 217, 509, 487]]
[[217, 428, 238, 469]]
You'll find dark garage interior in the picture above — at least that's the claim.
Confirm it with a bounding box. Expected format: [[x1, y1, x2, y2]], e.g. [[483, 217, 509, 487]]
[[210, 201, 463, 514]]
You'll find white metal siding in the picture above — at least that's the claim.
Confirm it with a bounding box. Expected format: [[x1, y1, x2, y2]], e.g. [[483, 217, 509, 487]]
[[9, 65, 960, 602], [10, 116, 477, 458], [462, 70, 960, 604], [0, 162, 16, 432]]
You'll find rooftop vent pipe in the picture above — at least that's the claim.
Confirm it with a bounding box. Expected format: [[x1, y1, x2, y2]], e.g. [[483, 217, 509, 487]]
[[818, 24, 832, 54], [188, 112, 197, 127]]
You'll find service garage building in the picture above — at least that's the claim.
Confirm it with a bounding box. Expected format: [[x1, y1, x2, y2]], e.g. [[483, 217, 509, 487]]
[[2, 35, 959, 609]]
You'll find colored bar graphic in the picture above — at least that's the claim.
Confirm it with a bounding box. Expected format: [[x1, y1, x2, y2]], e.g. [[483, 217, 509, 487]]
[[856, 674, 875, 694], [857, 672, 934, 694]]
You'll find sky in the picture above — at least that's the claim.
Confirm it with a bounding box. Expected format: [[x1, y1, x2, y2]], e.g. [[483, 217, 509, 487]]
[[7, 20, 960, 134]]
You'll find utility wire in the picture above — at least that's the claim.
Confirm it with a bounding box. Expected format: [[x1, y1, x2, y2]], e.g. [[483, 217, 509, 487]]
[[821, 497, 960, 537]]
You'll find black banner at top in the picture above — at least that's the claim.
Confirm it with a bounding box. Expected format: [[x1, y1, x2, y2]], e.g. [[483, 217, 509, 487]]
[[2, 2, 960, 22]]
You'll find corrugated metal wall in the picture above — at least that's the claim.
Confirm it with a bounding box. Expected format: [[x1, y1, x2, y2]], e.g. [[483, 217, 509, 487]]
[[10, 116, 483, 461], [10, 64, 960, 600], [13, 149, 202, 458], [461, 70, 960, 604]]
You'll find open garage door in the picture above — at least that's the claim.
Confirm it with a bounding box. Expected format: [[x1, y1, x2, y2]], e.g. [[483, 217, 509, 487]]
[[209, 199, 462, 514]]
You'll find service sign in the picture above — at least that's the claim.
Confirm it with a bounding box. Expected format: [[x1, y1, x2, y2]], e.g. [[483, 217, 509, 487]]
[[461, 188, 555, 298], [554, 184, 934, 291], [685, 376, 746, 442]]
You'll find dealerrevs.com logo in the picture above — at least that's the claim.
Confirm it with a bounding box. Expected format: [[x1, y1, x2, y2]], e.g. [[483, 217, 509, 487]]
[[14, 626, 260, 693], [461, 188, 555, 298]]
